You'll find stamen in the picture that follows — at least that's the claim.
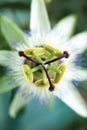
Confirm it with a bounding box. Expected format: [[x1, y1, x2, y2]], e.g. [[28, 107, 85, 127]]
[[19, 51, 40, 65], [44, 51, 69, 65], [19, 47, 69, 92], [42, 64, 55, 91], [22, 64, 33, 82]]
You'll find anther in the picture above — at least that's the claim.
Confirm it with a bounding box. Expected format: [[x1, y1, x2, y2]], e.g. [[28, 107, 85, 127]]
[[45, 51, 69, 65]]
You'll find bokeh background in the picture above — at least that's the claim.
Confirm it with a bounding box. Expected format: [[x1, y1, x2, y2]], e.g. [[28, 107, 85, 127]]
[[0, 0, 87, 130]]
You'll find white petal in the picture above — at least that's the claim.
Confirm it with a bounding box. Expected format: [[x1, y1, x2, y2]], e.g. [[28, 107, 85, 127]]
[[68, 68, 87, 81], [61, 31, 87, 54], [63, 62, 87, 81], [50, 15, 77, 44], [53, 80, 87, 117], [30, 0, 51, 32]]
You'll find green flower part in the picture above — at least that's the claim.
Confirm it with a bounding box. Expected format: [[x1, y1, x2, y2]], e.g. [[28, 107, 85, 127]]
[[19, 45, 67, 90], [0, 0, 87, 118]]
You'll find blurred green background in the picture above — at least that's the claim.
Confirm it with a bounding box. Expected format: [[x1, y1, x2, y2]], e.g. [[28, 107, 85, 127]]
[[0, 0, 87, 130]]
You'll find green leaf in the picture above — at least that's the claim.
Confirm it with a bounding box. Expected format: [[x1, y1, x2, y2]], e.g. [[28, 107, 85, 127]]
[[0, 30, 10, 49], [0, 0, 30, 4], [0, 9, 29, 28], [0, 16, 28, 48]]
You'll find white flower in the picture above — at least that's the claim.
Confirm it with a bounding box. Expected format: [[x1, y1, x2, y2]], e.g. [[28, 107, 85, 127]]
[[0, 0, 87, 118]]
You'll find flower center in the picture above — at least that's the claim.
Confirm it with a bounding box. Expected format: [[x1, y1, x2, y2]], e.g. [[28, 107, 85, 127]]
[[19, 45, 69, 92]]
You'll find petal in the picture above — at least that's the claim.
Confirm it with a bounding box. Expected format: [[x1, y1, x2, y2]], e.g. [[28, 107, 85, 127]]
[[50, 15, 77, 43], [0, 16, 28, 48], [9, 85, 33, 118], [69, 68, 87, 81], [64, 61, 87, 82], [62, 32, 87, 54], [0, 76, 17, 94], [0, 50, 13, 66], [30, 0, 51, 32], [53, 80, 87, 117]]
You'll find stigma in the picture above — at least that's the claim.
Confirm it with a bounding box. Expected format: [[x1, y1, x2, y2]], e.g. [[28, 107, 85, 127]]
[[18, 44, 69, 92]]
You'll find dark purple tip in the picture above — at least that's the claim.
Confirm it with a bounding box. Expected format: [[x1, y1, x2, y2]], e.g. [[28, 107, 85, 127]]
[[18, 51, 24, 57], [49, 85, 55, 92], [63, 51, 69, 58]]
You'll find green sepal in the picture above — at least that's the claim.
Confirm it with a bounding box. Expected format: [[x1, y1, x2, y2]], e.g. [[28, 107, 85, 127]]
[[0, 16, 28, 48], [9, 86, 32, 118], [10, 89, 26, 118]]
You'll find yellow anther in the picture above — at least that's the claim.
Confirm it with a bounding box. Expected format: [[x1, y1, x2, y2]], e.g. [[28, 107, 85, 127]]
[[35, 79, 54, 88], [33, 50, 43, 62], [24, 48, 45, 57], [35, 79, 49, 88], [53, 63, 66, 84], [22, 64, 33, 82], [44, 44, 63, 57]]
